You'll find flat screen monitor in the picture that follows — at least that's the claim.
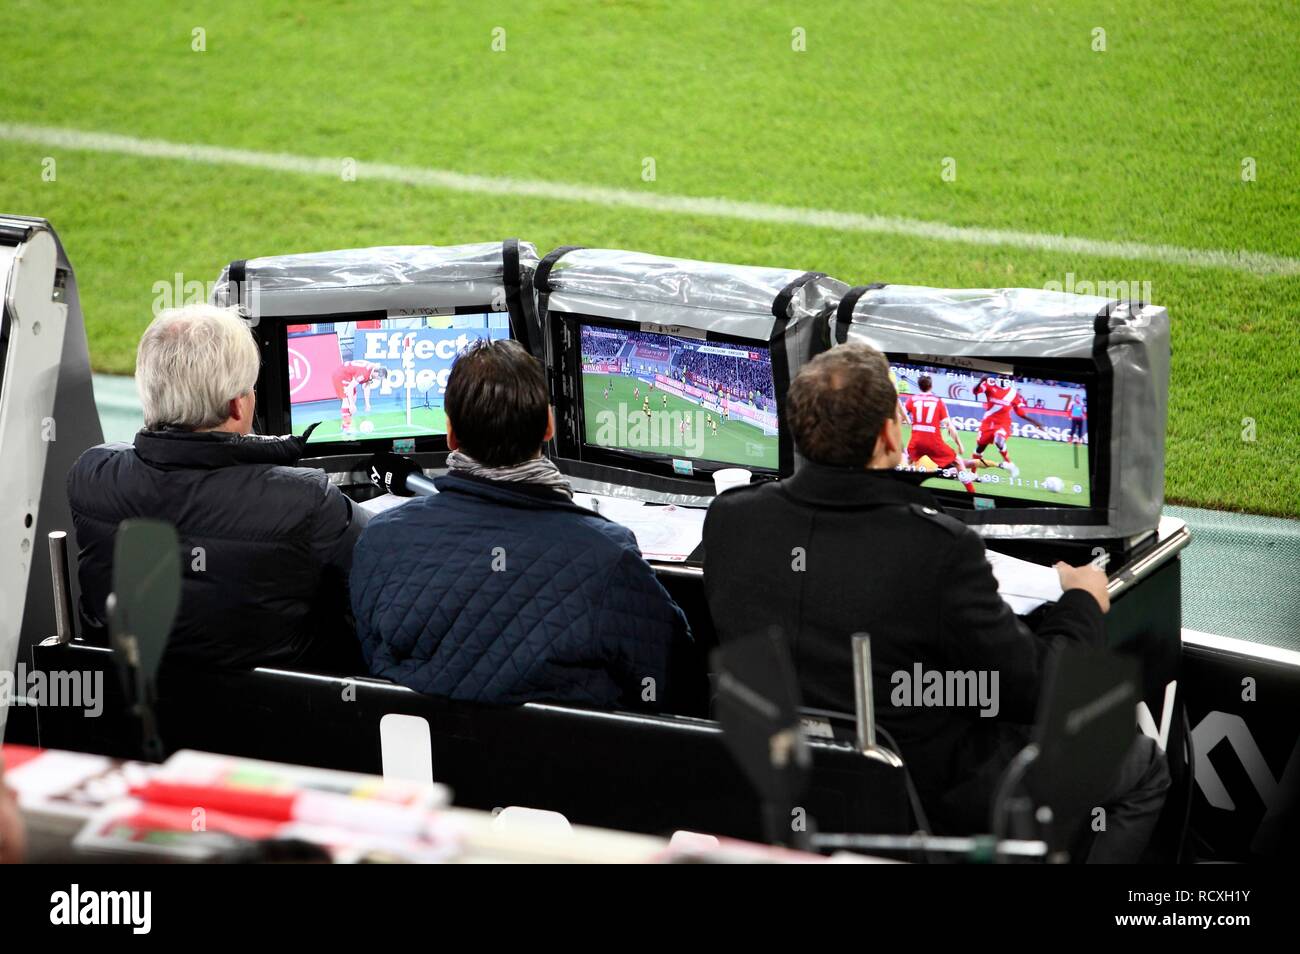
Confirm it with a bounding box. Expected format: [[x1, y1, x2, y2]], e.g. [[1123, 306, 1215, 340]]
[[577, 322, 780, 474], [888, 354, 1094, 509], [254, 309, 510, 455], [285, 312, 509, 444]]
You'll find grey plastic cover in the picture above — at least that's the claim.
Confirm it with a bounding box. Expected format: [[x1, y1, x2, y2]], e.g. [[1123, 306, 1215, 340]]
[[211, 241, 539, 319], [542, 247, 846, 336], [540, 248, 849, 474], [836, 285, 1170, 542]]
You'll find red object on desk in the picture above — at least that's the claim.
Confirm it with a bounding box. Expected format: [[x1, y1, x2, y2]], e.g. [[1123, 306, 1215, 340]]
[[131, 780, 298, 822], [117, 802, 283, 841], [129, 779, 430, 837], [0, 745, 44, 772]]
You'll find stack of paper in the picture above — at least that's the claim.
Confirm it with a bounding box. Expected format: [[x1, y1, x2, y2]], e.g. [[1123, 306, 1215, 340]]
[[985, 550, 1065, 616], [574, 493, 706, 563]]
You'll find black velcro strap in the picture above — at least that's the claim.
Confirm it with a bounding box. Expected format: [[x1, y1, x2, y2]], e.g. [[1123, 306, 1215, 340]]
[[502, 238, 522, 289], [227, 260, 248, 309], [1090, 301, 1121, 515], [501, 238, 529, 353], [834, 283, 886, 343], [771, 271, 826, 321], [534, 245, 585, 293], [1094, 299, 1123, 336], [768, 277, 829, 476]]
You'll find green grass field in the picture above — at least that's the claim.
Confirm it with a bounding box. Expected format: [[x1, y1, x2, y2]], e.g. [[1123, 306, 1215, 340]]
[[1, 1, 1296, 514], [295, 405, 445, 443], [584, 373, 779, 470], [903, 423, 1092, 505]]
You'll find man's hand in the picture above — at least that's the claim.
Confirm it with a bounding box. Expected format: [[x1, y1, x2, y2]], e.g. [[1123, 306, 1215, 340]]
[[0, 760, 26, 864], [1055, 562, 1111, 614]]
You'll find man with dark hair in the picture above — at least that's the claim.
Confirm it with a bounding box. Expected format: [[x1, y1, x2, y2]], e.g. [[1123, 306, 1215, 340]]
[[440, 340, 551, 466], [702, 343, 1168, 860], [350, 339, 694, 711], [782, 345, 898, 466]]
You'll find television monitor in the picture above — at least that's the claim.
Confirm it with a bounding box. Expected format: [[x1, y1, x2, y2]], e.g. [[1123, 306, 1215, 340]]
[[256, 308, 510, 455], [573, 320, 780, 476], [887, 354, 1096, 510]]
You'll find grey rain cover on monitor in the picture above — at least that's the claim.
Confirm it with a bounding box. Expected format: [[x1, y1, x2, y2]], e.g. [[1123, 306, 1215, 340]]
[[210, 240, 543, 357], [833, 285, 1170, 542], [537, 247, 848, 475]]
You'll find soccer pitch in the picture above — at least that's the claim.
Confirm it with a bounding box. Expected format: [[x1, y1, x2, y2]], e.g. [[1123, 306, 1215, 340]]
[[1, 1, 1295, 514], [292, 398, 444, 443], [902, 423, 1092, 506], [583, 373, 779, 471]]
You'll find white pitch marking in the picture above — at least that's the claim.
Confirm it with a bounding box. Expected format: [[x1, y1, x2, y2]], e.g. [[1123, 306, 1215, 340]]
[[2, 122, 1296, 276]]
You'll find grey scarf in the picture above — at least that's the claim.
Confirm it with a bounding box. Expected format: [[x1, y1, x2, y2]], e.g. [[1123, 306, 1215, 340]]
[[446, 449, 574, 500]]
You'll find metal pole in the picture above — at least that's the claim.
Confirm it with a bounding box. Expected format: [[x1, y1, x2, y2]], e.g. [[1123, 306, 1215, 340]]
[[852, 633, 874, 752], [47, 531, 75, 645], [852, 633, 903, 767]]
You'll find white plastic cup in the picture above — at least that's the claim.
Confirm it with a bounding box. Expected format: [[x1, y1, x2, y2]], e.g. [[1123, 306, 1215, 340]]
[[712, 468, 752, 495]]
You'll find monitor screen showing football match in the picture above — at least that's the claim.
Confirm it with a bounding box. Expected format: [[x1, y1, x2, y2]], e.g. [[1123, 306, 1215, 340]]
[[286, 312, 510, 443], [890, 358, 1091, 506], [580, 324, 779, 471]]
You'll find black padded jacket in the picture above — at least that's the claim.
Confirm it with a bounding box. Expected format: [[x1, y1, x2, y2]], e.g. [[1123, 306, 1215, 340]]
[[67, 428, 367, 673]]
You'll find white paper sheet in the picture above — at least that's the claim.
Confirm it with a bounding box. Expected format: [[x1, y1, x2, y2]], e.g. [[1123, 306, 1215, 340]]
[[985, 549, 1065, 615], [574, 493, 706, 563], [358, 492, 419, 515]]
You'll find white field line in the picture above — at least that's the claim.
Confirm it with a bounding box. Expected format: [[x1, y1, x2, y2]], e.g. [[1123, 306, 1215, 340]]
[[2, 122, 1297, 277]]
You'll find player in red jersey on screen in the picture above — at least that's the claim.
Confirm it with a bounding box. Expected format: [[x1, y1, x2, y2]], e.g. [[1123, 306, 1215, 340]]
[[331, 359, 383, 436], [903, 376, 977, 494], [970, 375, 1047, 479]]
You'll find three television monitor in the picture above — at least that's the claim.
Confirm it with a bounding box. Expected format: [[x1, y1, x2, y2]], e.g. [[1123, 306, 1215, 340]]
[[260, 309, 1095, 513]]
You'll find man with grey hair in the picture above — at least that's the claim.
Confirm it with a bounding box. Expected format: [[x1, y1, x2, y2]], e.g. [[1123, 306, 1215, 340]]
[[67, 304, 367, 672]]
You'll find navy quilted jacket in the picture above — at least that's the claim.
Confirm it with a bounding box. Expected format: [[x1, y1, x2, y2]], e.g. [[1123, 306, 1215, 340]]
[[351, 472, 692, 709]]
